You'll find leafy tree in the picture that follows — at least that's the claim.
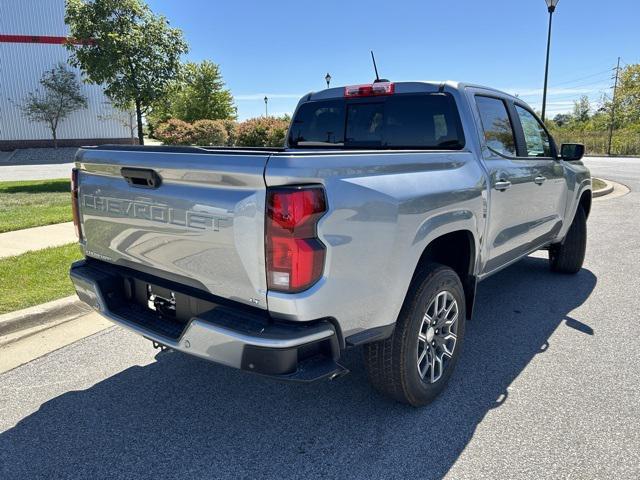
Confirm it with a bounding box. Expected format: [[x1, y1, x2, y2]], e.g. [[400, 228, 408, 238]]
[[572, 95, 591, 123], [149, 61, 236, 125], [98, 100, 138, 142], [19, 63, 87, 148], [65, 0, 188, 145], [546, 65, 640, 155], [615, 64, 640, 126], [552, 113, 572, 127]]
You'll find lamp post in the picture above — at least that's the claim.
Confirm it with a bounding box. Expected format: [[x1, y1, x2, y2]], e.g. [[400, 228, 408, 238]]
[[325, 73, 332, 88], [264, 96, 268, 117], [541, 0, 560, 123]]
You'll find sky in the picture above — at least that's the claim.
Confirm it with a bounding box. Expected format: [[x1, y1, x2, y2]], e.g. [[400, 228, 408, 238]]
[[146, 0, 640, 120]]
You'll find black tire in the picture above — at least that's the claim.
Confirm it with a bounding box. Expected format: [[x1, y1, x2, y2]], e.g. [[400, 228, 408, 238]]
[[549, 206, 587, 274], [363, 263, 466, 406]]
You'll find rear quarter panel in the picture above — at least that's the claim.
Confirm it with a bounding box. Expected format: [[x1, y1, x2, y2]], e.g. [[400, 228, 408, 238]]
[[265, 150, 486, 338]]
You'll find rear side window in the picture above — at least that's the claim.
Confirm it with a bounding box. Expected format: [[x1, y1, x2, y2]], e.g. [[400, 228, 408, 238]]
[[475, 96, 517, 157], [288, 100, 345, 146], [289, 93, 465, 149]]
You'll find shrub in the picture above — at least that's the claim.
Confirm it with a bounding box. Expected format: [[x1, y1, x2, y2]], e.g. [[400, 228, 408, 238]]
[[220, 119, 237, 146], [154, 116, 292, 148], [192, 119, 228, 146], [235, 116, 290, 147], [154, 118, 194, 145]]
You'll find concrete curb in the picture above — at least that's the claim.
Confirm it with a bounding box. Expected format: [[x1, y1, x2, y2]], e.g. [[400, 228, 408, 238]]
[[0, 295, 91, 337], [592, 177, 614, 198]]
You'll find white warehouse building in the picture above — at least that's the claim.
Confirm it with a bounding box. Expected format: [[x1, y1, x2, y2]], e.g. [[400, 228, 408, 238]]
[[0, 0, 134, 150]]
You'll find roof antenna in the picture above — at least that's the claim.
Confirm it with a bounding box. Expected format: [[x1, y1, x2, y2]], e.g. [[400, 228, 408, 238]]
[[370, 51, 389, 83], [371, 50, 380, 82]]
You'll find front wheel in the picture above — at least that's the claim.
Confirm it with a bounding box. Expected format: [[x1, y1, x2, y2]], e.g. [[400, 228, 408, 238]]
[[549, 206, 587, 274], [363, 263, 466, 406]]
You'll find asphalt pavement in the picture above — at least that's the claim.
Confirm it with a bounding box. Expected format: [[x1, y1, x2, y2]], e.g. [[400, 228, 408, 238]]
[[0, 157, 638, 479]]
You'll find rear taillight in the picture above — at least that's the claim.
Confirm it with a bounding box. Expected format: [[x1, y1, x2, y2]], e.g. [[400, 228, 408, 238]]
[[266, 186, 327, 293], [344, 81, 395, 98], [71, 168, 83, 240]]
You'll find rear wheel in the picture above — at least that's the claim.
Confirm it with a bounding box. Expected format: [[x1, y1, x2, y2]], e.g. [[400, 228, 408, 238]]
[[549, 206, 587, 274], [363, 263, 466, 406]]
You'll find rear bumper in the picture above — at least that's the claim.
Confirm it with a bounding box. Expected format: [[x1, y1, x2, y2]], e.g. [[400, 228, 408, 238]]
[[70, 260, 346, 381]]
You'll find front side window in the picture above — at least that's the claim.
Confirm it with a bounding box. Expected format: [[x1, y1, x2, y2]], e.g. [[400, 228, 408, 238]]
[[475, 96, 517, 157], [515, 105, 552, 157]]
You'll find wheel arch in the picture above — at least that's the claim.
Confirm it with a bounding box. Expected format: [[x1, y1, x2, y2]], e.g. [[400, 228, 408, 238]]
[[410, 230, 478, 320], [579, 189, 592, 218]]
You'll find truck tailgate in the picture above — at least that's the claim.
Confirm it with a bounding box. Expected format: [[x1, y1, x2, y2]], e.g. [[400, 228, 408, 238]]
[[75, 147, 271, 309]]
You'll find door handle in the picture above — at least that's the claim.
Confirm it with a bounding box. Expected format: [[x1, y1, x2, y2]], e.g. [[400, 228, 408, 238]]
[[494, 180, 512, 191], [534, 176, 547, 185]]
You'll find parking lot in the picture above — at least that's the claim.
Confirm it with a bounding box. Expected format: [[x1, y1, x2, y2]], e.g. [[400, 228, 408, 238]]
[[0, 157, 638, 479]]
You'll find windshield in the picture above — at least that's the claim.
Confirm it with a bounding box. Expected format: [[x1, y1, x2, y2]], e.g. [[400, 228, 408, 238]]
[[288, 93, 465, 150]]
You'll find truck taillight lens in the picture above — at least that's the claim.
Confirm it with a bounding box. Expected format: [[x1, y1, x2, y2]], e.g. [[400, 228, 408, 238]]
[[344, 82, 395, 97], [71, 168, 83, 240], [266, 187, 326, 293]]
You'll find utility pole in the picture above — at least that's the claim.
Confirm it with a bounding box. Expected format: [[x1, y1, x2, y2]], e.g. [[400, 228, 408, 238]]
[[607, 57, 621, 156]]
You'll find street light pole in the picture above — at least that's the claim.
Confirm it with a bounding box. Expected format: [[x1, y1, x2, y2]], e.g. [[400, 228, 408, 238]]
[[264, 96, 268, 117], [325, 73, 332, 88], [541, 0, 559, 123]]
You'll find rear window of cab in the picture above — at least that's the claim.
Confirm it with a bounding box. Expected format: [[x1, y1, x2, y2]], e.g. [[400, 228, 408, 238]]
[[288, 93, 465, 150]]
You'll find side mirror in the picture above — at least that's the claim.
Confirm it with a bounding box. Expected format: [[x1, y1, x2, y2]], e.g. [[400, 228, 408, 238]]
[[560, 143, 585, 161]]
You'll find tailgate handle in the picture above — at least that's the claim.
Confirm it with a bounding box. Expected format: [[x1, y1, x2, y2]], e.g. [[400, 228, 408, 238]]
[[121, 168, 161, 189]]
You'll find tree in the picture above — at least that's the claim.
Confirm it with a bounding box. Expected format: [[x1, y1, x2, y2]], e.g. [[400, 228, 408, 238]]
[[572, 95, 591, 123], [98, 100, 137, 142], [65, 0, 188, 145], [19, 63, 87, 148], [552, 113, 572, 127], [546, 64, 640, 155], [149, 60, 236, 125], [616, 64, 640, 126]]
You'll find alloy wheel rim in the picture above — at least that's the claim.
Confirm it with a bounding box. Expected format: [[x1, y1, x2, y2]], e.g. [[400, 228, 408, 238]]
[[417, 290, 459, 383]]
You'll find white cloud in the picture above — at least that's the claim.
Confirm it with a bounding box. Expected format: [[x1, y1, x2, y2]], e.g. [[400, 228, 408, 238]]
[[503, 85, 609, 97], [234, 93, 304, 101], [526, 100, 593, 116]]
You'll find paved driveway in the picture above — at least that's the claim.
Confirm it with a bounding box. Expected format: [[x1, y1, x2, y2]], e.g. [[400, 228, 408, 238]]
[[0, 157, 638, 479]]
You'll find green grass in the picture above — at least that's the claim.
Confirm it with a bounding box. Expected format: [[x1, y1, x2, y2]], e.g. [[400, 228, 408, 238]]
[[592, 177, 607, 191], [0, 243, 82, 314], [0, 179, 72, 233]]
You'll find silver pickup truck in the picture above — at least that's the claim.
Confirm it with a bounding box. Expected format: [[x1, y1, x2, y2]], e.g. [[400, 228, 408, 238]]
[[70, 81, 591, 406]]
